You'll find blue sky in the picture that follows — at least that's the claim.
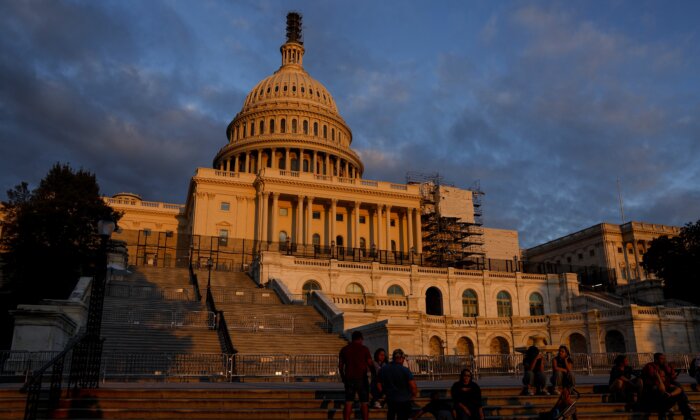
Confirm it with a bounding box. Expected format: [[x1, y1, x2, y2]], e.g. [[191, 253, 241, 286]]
[[1, 0, 699, 247]]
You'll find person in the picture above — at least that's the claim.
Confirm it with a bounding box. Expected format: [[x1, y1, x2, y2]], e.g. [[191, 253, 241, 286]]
[[377, 349, 418, 420], [641, 352, 695, 419], [339, 331, 376, 420], [412, 391, 455, 420], [550, 345, 575, 395], [608, 355, 640, 404], [451, 368, 484, 420], [370, 348, 388, 408], [690, 354, 700, 392], [521, 346, 547, 396]]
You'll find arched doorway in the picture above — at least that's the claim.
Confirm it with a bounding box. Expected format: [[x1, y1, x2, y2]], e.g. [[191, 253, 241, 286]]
[[489, 336, 510, 354], [456, 337, 475, 356], [425, 287, 443, 316], [302, 280, 321, 303], [429, 336, 443, 356], [569, 333, 587, 354], [605, 330, 626, 353]]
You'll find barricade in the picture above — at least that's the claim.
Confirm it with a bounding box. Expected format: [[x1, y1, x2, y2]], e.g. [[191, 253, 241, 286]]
[[210, 287, 278, 305], [0, 351, 59, 382], [227, 314, 295, 332], [103, 308, 215, 328], [101, 352, 228, 381], [106, 284, 192, 301]]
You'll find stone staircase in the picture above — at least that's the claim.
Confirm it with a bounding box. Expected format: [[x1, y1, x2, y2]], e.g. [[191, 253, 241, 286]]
[[101, 266, 222, 354], [198, 270, 348, 355], [1, 384, 698, 419]]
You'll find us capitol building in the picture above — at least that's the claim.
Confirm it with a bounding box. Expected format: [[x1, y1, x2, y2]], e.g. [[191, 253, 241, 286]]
[[104, 13, 697, 357]]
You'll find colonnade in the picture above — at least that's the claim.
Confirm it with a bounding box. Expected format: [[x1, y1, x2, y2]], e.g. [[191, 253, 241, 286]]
[[256, 192, 422, 252], [218, 148, 360, 178]]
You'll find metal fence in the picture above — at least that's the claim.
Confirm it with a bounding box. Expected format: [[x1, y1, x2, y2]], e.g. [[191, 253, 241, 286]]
[[2, 351, 697, 383], [106, 283, 193, 301], [102, 309, 215, 328], [209, 287, 279, 305], [226, 314, 295, 332]]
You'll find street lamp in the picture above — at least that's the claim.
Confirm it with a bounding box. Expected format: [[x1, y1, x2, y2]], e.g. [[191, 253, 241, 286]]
[[206, 257, 213, 288]]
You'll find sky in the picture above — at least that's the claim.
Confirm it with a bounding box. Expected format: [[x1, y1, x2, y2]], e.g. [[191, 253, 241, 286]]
[[1, 0, 699, 248]]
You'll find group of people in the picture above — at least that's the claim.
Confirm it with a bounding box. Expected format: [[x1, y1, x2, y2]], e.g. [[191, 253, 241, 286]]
[[608, 352, 695, 419], [340, 333, 697, 420], [338, 331, 484, 420]]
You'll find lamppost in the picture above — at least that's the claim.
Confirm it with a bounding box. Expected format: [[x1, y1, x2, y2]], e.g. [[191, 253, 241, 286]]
[[71, 218, 115, 389], [206, 257, 213, 289]]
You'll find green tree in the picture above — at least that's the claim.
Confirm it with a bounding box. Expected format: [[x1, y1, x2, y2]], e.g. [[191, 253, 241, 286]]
[[1, 163, 121, 303], [642, 220, 700, 305]]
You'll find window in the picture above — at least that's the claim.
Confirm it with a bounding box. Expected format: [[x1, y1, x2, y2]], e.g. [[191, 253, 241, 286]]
[[323, 125, 327, 139], [462, 289, 478, 317], [387, 285, 405, 296], [303, 159, 309, 172], [312, 234, 321, 246], [292, 119, 297, 133], [336, 214, 344, 222], [281, 118, 286, 133], [359, 216, 366, 224], [220, 202, 230, 211], [313, 122, 318, 136], [250, 121, 255, 136], [269, 119, 275, 133], [259, 120, 264, 134], [529, 292, 544, 316], [390, 219, 396, 227], [303, 120, 308, 134], [496, 291, 512, 317], [332, 128, 335, 141], [617, 247, 623, 253], [589, 249, 595, 257], [219, 229, 228, 246], [627, 247, 633, 254], [165, 231, 173, 238], [312, 211, 321, 220], [346, 283, 364, 294], [335, 235, 344, 246], [578, 253, 583, 260], [279, 208, 288, 216]]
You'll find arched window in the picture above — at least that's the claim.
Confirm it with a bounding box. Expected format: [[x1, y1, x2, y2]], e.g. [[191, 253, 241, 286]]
[[569, 333, 587, 354], [331, 128, 335, 141], [291, 157, 299, 171], [489, 337, 510, 354], [303, 159, 309, 172], [259, 120, 264, 135], [303, 120, 308, 134], [323, 125, 327, 139], [346, 283, 363, 294], [302, 280, 321, 302], [456, 337, 474, 356], [313, 122, 318, 136], [250, 120, 255, 136], [496, 291, 512, 317], [387, 285, 404, 296], [359, 237, 366, 249], [242, 123, 247, 138], [292, 119, 297, 133], [269, 119, 275, 134], [391, 240, 396, 251], [529, 292, 544, 316], [426, 287, 443, 316], [462, 289, 478, 317], [605, 330, 626, 353], [429, 336, 443, 356], [279, 231, 288, 243], [335, 235, 344, 247], [312, 233, 321, 246], [280, 118, 286, 133]]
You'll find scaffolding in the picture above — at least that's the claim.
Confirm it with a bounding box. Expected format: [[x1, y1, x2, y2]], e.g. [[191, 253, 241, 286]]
[[406, 172, 485, 268]]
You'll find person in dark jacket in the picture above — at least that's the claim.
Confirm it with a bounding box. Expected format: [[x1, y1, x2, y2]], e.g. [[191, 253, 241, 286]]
[[608, 355, 640, 403], [522, 346, 547, 396], [451, 368, 484, 420]]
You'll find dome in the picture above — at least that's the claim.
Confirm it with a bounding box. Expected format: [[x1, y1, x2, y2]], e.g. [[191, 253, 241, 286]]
[[216, 13, 363, 179]]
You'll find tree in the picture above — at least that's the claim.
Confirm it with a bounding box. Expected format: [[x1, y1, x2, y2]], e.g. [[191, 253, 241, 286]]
[[1, 163, 121, 303], [642, 220, 700, 305]]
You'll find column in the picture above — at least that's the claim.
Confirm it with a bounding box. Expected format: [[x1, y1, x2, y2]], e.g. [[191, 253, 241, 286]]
[[256, 191, 263, 241], [414, 208, 422, 253], [353, 202, 360, 248], [376, 205, 382, 251], [632, 241, 642, 281], [306, 196, 314, 245], [325, 154, 330, 176], [296, 195, 303, 246], [330, 199, 337, 244], [344, 161, 349, 178], [385, 206, 392, 250], [407, 208, 414, 251], [272, 148, 278, 169], [271, 193, 279, 243], [234, 155, 239, 173], [313, 151, 318, 174], [261, 192, 269, 242], [246, 151, 251, 173], [285, 148, 291, 171]]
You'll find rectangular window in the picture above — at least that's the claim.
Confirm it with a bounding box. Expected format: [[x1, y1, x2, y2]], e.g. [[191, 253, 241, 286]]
[[617, 247, 623, 253], [578, 253, 583, 260], [359, 215, 366, 224], [566, 256, 571, 263], [390, 219, 396, 227], [219, 229, 228, 245], [336, 214, 344, 222], [589, 249, 595, 257], [312, 211, 321, 220], [220, 202, 230, 211], [279, 208, 288, 216], [627, 248, 633, 254]]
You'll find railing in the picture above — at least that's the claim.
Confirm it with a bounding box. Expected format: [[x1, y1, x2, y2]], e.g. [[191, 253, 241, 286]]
[[226, 314, 295, 332], [0, 351, 59, 383], [209, 287, 278, 305], [205, 287, 237, 356], [103, 308, 215, 328], [189, 263, 202, 301], [7, 350, 696, 384], [106, 283, 193, 301]]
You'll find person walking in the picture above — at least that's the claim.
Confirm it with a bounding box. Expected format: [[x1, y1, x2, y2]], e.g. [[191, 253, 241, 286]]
[[451, 368, 484, 420], [339, 331, 375, 420], [378, 349, 418, 420]]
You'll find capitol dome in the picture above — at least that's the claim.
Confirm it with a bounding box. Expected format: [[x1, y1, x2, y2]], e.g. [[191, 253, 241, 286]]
[[215, 13, 363, 178]]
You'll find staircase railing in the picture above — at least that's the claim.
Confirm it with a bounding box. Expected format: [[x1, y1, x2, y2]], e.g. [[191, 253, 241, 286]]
[[21, 332, 85, 420], [206, 286, 237, 358], [308, 290, 343, 333], [189, 263, 202, 301]]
